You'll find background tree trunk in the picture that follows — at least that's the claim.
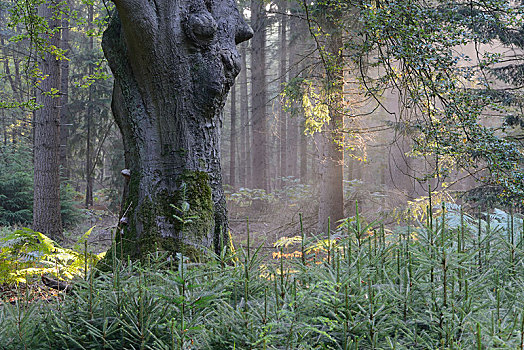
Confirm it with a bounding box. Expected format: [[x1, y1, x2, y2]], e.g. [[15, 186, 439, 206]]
[[102, 0, 252, 260], [85, 4, 94, 208], [33, 0, 63, 240], [300, 120, 308, 181], [250, 0, 268, 191], [229, 84, 237, 188], [317, 19, 344, 234], [287, 7, 301, 179], [237, 47, 246, 188], [279, 0, 287, 187], [240, 43, 251, 187], [59, 0, 70, 180]]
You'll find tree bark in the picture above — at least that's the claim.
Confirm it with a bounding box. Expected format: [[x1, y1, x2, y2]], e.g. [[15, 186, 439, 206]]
[[287, 8, 301, 179], [250, 0, 268, 191], [240, 43, 250, 187], [237, 45, 246, 187], [102, 0, 252, 260], [85, 4, 94, 208], [229, 83, 237, 188], [300, 120, 308, 181], [279, 0, 287, 187], [317, 17, 344, 234], [33, 0, 63, 240], [59, 0, 71, 180]]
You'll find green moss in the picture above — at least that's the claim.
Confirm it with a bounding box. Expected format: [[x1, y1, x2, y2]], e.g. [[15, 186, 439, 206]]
[[99, 169, 214, 269]]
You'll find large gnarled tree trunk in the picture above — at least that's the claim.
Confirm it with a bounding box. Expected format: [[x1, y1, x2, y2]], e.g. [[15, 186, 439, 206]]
[[102, 0, 252, 260]]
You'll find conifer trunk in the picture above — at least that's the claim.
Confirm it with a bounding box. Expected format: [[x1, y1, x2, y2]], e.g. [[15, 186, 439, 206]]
[[250, 0, 268, 191], [59, 0, 70, 179], [229, 84, 237, 188], [288, 9, 301, 179], [85, 4, 94, 208], [317, 15, 344, 233], [300, 121, 308, 181], [240, 43, 251, 187], [279, 0, 287, 187], [33, 0, 63, 240]]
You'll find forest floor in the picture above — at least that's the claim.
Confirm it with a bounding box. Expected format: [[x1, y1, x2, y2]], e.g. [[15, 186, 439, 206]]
[[68, 184, 399, 256], [227, 200, 317, 255], [67, 198, 319, 256], [66, 206, 119, 254], [0, 198, 316, 304]]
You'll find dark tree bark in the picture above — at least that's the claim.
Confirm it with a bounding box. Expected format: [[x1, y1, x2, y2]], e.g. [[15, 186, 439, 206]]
[[279, 0, 287, 187], [102, 0, 252, 260], [59, 0, 71, 179], [229, 83, 237, 187], [33, 1, 63, 240], [85, 4, 94, 208], [250, 0, 268, 191]]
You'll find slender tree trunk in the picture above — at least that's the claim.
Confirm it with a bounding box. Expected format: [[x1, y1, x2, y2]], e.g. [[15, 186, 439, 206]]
[[86, 105, 93, 207], [279, 0, 287, 187], [269, 133, 277, 191], [240, 43, 251, 187], [33, 0, 63, 240], [1, 13, 25, 144], [1, 40, 23, 104], [250, 0, 268, 191], [287, 9, 300, 179], [238, 47, 246, 187], [1, 35, 12, 146], [229, 83, 237, 188], [317, 19, 344, 233], [2, 38, 24, 143], [300, 121, 308, 181], [2, 112, 6, 145], [85, 4, 94, 208], [13, 57, 23, 144], [100, 149, 105, 183], [102, 0, 252, 260]]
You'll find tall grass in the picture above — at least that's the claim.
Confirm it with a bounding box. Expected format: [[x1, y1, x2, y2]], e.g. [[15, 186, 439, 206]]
[[0, 204, 523, 349]]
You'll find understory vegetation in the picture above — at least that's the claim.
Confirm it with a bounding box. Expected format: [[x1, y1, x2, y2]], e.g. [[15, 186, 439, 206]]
[[1, 203, 523, 349], [0, 144, 84, 228], [0, 226, 103, 284]]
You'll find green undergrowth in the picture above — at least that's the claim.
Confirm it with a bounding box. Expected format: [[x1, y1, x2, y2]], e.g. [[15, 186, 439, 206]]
[[0, 226, 104, 284], [0, 144, 84, 227], [1, 204, 523, 349]]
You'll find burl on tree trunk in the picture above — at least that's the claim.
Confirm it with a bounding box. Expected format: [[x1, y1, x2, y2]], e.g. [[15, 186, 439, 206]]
[[102, 0, 252, 260]]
